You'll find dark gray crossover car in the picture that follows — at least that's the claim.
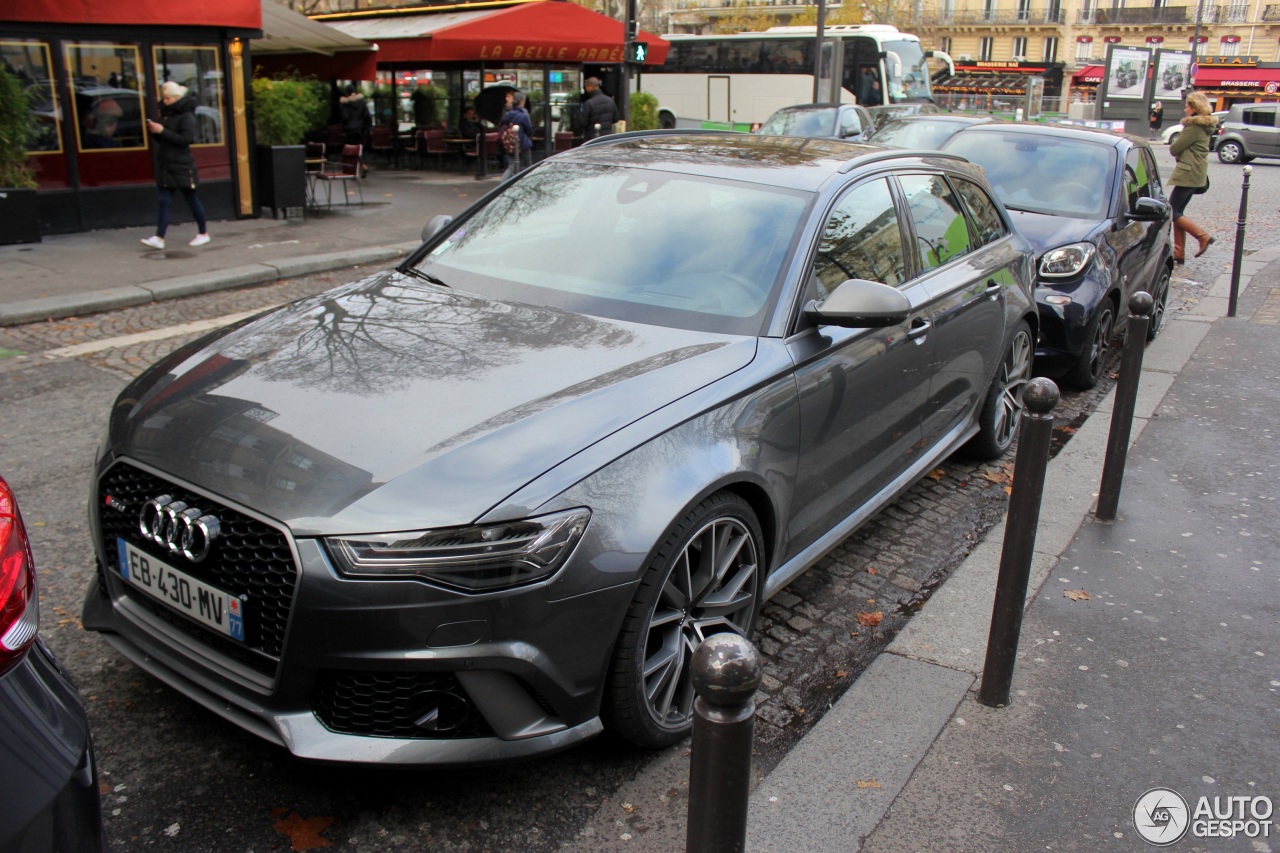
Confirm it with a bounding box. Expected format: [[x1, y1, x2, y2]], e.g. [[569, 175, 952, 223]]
[[83, 132, 1036, 764]]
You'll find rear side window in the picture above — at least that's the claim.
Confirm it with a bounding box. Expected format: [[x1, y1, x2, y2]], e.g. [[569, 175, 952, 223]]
[[952, 178, 1006, 246], [1242, 108, 1277, 127], [898, 173, 973, 272], [1122, 148, 1152, 211]]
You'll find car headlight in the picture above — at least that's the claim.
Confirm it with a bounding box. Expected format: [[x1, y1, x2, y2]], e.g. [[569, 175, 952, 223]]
[[326, 508, 590, 592], [1039, 243, 1095, 279]]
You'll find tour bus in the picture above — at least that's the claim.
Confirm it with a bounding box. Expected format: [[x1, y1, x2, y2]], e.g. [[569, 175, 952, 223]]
[[640, 25, 953, 131]]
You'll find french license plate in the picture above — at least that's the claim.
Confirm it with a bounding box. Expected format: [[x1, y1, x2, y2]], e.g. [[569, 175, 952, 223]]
[[117, 538, 245, 642]]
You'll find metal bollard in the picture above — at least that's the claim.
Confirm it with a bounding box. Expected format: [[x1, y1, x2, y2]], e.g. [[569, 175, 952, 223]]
[[686, 633, 762, 853], [1096, 291, 1154, 521], [978, 377, 1060, 708], [1228, 165, 1252, 318]]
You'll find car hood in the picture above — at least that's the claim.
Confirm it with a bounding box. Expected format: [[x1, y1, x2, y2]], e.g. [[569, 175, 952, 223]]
[[1008, 209, 1103, 255], [111, 272, 756, 535]]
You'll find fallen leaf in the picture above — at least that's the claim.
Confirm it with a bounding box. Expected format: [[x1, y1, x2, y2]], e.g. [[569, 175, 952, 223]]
[[856, 779, 881, 789], [856, 610, 883, 628], [273, 811, 335, 851], [1064, 589, 1091, 601], [926, 468, 946, 481], [866, 567, 878, 575], [835, 669, 847, 678], [622, 803, 637, 814]]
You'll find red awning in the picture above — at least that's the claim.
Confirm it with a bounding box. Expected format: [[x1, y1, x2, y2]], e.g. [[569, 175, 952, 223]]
[[320, 1, 669, 66], [252, 1, 378, 80], [1192, 64, 1280, 87], [1072, 65, 1104, 85], [1, 0, 259, 28]]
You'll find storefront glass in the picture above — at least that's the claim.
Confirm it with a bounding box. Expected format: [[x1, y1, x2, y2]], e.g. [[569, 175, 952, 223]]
[[65, 42, 147, 151], [1, 40, 61, 153], [153, 45, 225, 146]]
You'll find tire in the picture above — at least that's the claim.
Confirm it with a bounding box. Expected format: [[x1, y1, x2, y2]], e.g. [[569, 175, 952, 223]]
[[1146, 268, 1170, 342], [1166, 130, 1180, 146], [1218, 140, 1243, 164], [1067, 301, 1115, 390], [604, 492, 764, 748], [967, 321, 1033, 460], [659, 110, 676, 130]]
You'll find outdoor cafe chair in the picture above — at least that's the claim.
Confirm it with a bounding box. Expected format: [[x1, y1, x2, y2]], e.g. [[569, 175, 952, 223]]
[[316, 143, 364, 207]]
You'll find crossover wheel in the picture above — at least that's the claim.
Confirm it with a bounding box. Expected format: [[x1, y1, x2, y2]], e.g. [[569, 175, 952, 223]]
[[968, 321, 1033, 460], [1218, 140, 1243, 164], [605, 492, 763, 748], [1068, 302, 1115, 390], [1147, 268, 1170, 342]]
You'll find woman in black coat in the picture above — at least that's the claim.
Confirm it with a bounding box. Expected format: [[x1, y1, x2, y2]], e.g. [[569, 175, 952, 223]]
[[141, 81, 210, 250]]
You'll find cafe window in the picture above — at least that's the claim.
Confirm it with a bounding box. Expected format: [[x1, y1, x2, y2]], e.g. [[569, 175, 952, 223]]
[[153, 45, 225, 146], [64, 42, 147, 152], [1, 40, 62, 154]]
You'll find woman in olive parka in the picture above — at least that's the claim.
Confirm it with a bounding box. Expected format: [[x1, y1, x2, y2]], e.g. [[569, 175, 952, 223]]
[[1167, 91, 1216, 264]]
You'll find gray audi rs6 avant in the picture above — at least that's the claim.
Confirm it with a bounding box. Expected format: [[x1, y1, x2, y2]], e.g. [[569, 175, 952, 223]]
[[83, 132, 1036, 764]]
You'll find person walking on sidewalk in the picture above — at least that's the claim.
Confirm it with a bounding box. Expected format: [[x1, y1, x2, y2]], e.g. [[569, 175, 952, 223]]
[[500, 91, 533, 179], [579, 77, 620, 141], [1148, 99, 1163, 135], [141, 81, 210, 250], [1167, 91, 1216, 265]]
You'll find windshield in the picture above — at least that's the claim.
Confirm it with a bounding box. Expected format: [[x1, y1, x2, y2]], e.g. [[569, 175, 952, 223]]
[[413, 163, 810, 336], [882, 38, 932, 102], [871, 119, 965, 149], [944, 132, 1116, 219], [759, 107, 838, 137]]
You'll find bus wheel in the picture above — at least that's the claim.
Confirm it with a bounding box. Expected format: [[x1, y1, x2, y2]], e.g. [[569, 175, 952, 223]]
[[659, 111, 675, 129]]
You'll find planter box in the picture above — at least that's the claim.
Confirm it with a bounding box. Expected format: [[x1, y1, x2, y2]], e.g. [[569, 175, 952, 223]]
[[256, 145, 306, 218], [0, 188, 41, 244]]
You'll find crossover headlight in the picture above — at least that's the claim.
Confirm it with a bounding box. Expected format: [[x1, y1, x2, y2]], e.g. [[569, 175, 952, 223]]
[[327, 508, 590, 593], [1039, 242, 1095, 278]]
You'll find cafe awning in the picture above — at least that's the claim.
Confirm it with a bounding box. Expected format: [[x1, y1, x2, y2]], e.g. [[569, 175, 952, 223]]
[[1072, 65, 1105, 85], [1191, 63, 1280, 88], [252, 1, 378, 80], [0, 0, 259, 28], [318, 0, 669, 66]]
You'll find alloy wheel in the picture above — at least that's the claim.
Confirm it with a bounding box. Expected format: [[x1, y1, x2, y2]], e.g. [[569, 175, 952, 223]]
[[641, 516, 759, 729], [1147, 272, 1170, 342], [992, 328, 1034, 450], [1084, 306, 1115, 386]]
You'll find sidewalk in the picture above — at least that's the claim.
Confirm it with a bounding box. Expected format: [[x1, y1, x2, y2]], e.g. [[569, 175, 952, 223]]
[[748, 255, 1280, 851], [0, 168, 498, 326]]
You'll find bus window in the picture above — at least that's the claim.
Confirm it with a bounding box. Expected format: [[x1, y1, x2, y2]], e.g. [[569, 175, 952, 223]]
[[842, 37, 881, 105]]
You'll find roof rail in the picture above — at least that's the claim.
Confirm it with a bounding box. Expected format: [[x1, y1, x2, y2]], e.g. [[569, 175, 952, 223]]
[[837, 148, 970, 173], [581, 128, 744, 147]]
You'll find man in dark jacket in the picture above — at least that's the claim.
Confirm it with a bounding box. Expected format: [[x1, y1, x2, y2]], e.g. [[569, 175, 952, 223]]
[[580, 77, 620, 141], [140, 81, 209, 250]]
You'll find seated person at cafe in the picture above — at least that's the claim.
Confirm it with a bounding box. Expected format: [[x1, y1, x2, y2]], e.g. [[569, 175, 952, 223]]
[[459, 106, 485, 141], [83, 98, 124, 148]]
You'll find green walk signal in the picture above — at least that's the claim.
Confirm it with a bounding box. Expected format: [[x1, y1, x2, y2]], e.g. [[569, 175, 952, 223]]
[[627, 41, 649, 64]]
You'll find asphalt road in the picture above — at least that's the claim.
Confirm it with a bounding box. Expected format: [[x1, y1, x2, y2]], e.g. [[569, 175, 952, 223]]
[[0, 152, 1269, 851]]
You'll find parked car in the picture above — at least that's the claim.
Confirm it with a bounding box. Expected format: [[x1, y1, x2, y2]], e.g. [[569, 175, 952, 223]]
[[1162, 110, 1227, 150], [1, 475, 106, 853], [83, 132, 1037, 765], [866, 102, 942, 131], [1215, 102, 1280, 163], [756, 102, 874, 141], [942, 123, 1173, 388], [869, 114, 995, 149]]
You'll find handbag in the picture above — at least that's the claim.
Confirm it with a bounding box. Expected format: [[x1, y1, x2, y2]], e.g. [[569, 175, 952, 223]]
[[1193, 176, 1210, 195]]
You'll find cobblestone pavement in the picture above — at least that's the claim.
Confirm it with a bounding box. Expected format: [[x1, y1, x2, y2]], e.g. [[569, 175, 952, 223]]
[[0, 159, 1261, 770]]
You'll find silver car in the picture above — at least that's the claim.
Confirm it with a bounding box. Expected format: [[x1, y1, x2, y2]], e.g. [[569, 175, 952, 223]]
[[84, 133, 1037, 764]]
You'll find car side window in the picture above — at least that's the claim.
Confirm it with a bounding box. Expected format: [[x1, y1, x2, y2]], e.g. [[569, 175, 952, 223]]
[[1242, 108, 1276, 127], [952, 178, 1006, 246], [811, 178, 909, 299], [1141, 148, 1164, 200], [1122, 149, 1152, 212], [898, 173, 974, 273]]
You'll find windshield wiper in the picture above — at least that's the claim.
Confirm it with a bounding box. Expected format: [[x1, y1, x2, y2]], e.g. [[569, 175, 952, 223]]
[[402, 267, 449, 288]]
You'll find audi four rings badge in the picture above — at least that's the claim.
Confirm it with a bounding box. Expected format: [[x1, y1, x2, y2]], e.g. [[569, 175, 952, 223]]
[[139, 495, 221, 563]]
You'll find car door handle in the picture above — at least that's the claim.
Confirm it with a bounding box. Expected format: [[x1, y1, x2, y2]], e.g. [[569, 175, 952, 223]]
[[984, 280, 1003, 300], [907, 320, 931, 343]]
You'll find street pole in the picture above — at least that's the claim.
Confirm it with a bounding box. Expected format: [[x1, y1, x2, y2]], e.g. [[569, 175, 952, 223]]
[[1187, 0, 1206, 101], [813, 0, 828, 103], [622, 0, 638, 128]]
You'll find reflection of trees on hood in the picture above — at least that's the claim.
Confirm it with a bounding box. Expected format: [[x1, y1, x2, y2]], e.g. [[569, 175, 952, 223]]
[[220, 272, 635, 395]]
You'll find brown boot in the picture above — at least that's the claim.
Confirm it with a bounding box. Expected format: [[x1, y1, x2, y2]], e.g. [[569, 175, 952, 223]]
[[1172, 220, 1186, 264], [1176, 216, 1215, 258]]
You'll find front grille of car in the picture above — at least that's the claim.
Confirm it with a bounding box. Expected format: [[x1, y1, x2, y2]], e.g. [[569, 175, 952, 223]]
[[97, 462, 297, 677], [313, 670, 494, 739]]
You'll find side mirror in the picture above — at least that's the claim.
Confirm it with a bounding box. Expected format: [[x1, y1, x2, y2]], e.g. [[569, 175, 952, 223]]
[[803, 278, 912, 328], [422, 214, 454, 243], [1128, 197, 1168, 222]]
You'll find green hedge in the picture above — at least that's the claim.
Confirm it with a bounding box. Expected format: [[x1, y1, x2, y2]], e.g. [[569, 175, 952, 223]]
[[251, 74, 327, 146]]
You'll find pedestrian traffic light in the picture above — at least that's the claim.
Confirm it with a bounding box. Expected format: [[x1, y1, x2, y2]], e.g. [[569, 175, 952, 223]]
[[626, 41, 649, 64]]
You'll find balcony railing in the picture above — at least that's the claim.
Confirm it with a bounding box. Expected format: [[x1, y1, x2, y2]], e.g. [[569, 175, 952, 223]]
[[914, 6, 1065, 24], [1078, 4, 1250, 24], [1266, 3, 1280, 20]]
